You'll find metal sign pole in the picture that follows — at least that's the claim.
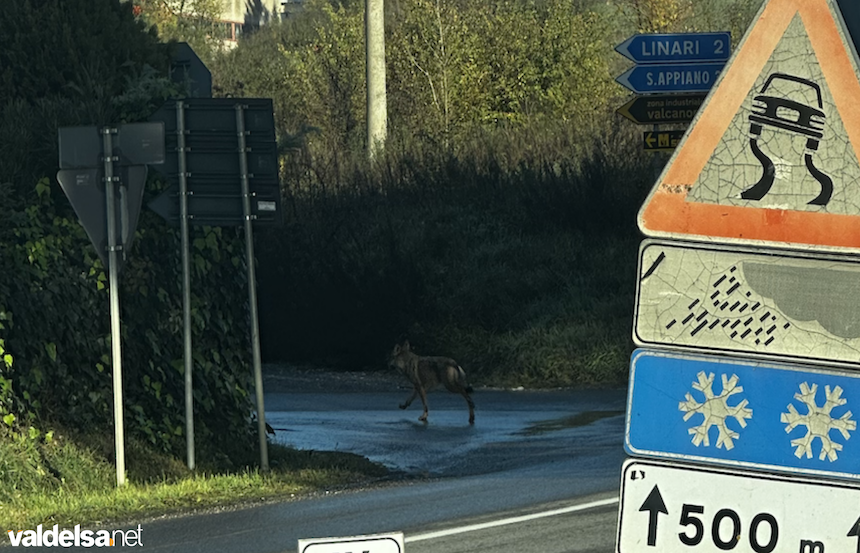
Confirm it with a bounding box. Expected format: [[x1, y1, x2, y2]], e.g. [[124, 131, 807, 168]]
[[236, 104, 269, 471], [177, 101, 195, 471], [102, 127, 126, 487]]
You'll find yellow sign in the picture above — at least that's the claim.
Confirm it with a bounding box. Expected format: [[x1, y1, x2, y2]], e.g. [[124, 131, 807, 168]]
[[644, 130, 685, 152]]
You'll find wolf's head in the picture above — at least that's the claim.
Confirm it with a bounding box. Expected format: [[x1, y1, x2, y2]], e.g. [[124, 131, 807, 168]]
[[388, 340, 412, 373]]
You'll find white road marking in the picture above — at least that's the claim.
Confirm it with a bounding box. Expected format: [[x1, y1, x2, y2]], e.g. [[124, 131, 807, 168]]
[[404, 496, 619, 543]]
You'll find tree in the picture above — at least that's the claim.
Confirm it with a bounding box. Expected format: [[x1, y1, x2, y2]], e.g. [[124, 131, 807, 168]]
[[386, 0, 617, 141], [0, 0, 167, 108], [0, 0, 170, 194], [134, 0, 227, 64], [212, 0, 623, 156], [0, 0, 261, 466], [622, 0, 764, 38], [686, 0, 764, 44]]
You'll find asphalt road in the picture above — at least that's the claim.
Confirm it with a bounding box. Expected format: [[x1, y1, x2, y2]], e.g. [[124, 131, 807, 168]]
[[5, 367, 629, 553], [405, 496, 620, 553], [264, 366, 627, 479]]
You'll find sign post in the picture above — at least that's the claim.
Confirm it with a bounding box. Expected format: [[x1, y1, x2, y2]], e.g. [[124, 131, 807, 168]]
[[237, 103, 268, 471], [57, 122, 165, 487], [148, 97, 280, 472], [176, 101, 195, 471], [102, 128, 126, 487]]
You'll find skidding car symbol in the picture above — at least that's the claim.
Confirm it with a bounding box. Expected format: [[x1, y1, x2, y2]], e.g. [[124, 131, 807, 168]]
[[741, 73, 833, 206]]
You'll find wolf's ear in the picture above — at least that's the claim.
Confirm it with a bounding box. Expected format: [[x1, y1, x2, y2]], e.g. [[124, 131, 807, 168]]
[[392, 344, 401, 355]]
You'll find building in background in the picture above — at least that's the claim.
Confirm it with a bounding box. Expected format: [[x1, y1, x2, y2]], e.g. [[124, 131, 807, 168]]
[[132, 0, 303, 47], [218, 0, 303, 45]]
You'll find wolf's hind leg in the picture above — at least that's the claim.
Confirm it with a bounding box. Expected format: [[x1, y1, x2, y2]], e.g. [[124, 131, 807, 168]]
[[463, 392, 475, 424], [400, 389, 418, 410]]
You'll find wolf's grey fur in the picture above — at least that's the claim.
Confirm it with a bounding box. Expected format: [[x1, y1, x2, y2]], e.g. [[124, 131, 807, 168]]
[[388, 340, 475, 424]]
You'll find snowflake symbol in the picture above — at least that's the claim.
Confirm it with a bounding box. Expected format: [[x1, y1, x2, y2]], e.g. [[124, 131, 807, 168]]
[[679, 371, 752, 450], [780, 383, 856, 462]]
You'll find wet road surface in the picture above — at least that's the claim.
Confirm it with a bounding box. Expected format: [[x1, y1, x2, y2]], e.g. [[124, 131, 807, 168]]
[[264, 366, 628, 478]]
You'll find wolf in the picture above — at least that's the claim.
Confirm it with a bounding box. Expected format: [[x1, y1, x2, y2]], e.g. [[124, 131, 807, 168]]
[[388, 340, 475, 424]]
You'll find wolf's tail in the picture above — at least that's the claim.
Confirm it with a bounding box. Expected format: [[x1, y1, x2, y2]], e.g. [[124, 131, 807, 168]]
[[457, 365, 474, 394]]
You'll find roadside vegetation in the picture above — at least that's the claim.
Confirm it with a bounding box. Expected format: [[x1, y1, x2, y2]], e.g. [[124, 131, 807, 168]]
[[218, 0, 762, 387], [1, 426, 386, 530], [0, 0, 762, 531]]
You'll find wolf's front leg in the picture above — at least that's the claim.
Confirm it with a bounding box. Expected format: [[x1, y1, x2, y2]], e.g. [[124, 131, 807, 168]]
[[400, 388, 418, 409], [417, 387, 429, 422]]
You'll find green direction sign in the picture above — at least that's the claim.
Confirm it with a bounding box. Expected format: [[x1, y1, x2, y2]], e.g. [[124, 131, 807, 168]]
[[634, 239, 860, 367], [643, 130, 685, 152], [617, 94, 706, 125]]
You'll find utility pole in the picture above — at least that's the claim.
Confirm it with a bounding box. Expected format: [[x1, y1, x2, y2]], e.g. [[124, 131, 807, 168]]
[[366, 0, 387, 159]]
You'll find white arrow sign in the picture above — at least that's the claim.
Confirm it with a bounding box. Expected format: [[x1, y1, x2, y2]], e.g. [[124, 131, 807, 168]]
[[617, 459, 860, 553], [298, 532, 404, 553]]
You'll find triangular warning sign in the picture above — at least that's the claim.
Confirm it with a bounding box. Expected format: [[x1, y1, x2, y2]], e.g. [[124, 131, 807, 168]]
[[638, 0, 860, 252]]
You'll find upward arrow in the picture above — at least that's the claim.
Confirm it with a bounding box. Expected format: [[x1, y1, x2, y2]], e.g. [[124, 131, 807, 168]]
[[848, 515, 860, 553], [639, 485, 668, 547]]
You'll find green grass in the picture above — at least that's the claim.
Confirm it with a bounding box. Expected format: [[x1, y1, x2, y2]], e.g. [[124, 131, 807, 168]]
[[0, 429, 387, 531], [1, 463, 381, 531]]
